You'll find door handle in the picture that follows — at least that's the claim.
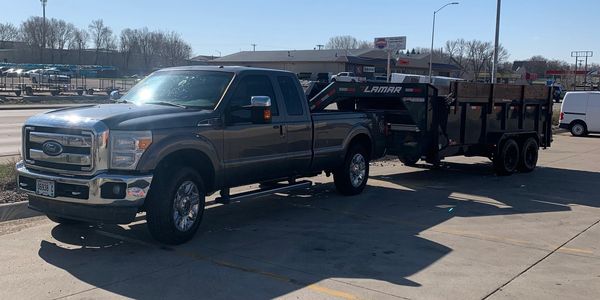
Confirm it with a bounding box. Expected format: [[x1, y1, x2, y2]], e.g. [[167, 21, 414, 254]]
[[273, 124, 285, 137]]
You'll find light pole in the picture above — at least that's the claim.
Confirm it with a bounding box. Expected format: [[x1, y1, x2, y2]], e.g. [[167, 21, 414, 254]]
[[491, 0, 501, 83], [40, 0, 47, 63], [428, 2, 459, 83]]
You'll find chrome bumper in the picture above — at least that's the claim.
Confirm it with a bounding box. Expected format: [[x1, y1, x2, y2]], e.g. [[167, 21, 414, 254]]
[[16, 161, 153, 207]]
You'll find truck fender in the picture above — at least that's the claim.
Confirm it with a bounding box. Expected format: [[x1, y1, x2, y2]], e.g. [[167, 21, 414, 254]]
[[342, 126, 372, 158], [136, 134, 223, 189]]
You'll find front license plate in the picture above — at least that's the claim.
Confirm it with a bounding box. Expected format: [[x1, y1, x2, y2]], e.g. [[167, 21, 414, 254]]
[[36, 179, 55, 197]]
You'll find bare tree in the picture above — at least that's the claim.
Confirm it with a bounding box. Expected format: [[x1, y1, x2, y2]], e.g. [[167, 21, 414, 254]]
[[466, 40, 493, 81], [68, 28, 89, 64], [326, 35, 360, 50], [52, 19, 75, 63], [161, 31, 192, 66], [88, 19, 112, 64], [19, 17, 45, 59], [120, 28, 139, 70], [445, 39, 468, 77], [0, 22, 19, 41], [357, 40, 372, 49]]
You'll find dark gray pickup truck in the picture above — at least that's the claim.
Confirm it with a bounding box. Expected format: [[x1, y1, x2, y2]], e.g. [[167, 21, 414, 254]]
[[16, 66, 385, 244]]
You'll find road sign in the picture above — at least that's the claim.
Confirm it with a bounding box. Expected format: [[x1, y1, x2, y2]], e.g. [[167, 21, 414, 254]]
[[374, 36, 406, 50]]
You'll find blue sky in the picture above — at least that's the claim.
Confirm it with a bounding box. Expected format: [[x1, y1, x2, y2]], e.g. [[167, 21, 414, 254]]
[[3, 0, 599, 63]]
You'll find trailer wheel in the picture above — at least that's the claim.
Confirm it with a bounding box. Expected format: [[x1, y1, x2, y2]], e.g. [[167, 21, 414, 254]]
[[146, 166, 206, 245], [334, 144, 369, 195], [25, 86, 34, 96], [14, 90, 21, 96], [493, 139, 519, 176], [86, 89, 94, 95], [76, 89, 84, 96], [518, 138, 538, 173]]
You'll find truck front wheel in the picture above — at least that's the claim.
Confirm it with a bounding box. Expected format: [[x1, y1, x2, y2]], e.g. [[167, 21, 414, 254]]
[[334, 145, 369, 195], [493, 139, 519, 176], [146, 167, 206, 245]]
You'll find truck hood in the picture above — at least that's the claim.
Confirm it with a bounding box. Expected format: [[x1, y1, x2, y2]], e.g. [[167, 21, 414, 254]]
[[25, 103, 215, 131]]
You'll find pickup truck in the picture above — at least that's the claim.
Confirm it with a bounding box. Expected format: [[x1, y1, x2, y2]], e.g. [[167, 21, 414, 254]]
[[17, 66, 385, 244], [330, 72, 366, 83]]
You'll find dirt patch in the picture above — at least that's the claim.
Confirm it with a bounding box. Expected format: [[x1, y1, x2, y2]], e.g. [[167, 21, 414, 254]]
[[0, 160, 27, 204]]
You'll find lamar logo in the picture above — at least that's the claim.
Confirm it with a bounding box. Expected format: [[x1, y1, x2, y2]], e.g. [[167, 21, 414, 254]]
[[363, 86, 403, 93]]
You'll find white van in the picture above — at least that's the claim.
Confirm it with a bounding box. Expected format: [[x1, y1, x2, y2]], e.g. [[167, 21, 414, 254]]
[[559, 91, 600, 136]]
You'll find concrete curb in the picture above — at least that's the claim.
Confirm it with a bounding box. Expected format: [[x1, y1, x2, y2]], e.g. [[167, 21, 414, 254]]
[[0, 201, 42, 223]]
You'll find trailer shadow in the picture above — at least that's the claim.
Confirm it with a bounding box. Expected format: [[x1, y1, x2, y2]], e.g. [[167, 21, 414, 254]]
[[37, 162, 600, 299]]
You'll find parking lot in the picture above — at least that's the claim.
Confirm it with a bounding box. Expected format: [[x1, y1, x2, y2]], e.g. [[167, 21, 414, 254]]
[[0, 132, 599, 299]]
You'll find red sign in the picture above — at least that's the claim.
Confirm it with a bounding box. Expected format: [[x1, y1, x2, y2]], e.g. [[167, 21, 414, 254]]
[[546, 70, 587, 75], [398, 59, 410, 65]]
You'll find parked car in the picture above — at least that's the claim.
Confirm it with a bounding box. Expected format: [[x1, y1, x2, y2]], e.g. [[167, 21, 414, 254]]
[[30, 69, 70, 84], [559, 91, 600, 136], [331, 72, 365, 83], [0, 66, 10, 76], [5, 68, 24, 77]]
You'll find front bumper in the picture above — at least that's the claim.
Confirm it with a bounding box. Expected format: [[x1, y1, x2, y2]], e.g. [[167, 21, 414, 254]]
[[16, 161, 153, 223]]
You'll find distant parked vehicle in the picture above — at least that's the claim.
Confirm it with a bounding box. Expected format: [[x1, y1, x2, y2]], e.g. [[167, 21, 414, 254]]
[[331, 72, 366, 83], [30, 69, 70, 84], [5, 68, 24, 77], [22, 69, 41, 78], [0, 67, 10, 76], [559, 91, 600, 136]]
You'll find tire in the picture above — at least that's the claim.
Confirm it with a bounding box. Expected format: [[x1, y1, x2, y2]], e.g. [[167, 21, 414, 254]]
[[333, 144, 369, 195], [146, 166, 206, 245], [518, 138, 538, 173], [47, 214, 83, 225], [14, 90, 21, 96], [76, 90, 84, 96], [570, 122, 588, 137], [493, 139, 519, 176]]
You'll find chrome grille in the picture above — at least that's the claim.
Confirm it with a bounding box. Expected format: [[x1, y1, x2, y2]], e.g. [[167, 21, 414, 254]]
[[25, 127, 95, 173]]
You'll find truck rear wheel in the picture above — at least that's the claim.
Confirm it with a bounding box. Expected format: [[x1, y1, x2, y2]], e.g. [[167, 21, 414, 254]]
[[570, 122, 587, 137], [146, 167, 206, 245], [518, 138, 538, 173], [493, 139, 519, 176], [334, 145, 369, 195]]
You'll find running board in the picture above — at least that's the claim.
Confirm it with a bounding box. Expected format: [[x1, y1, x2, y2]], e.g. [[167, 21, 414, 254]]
[[215, 180, 312, 205]]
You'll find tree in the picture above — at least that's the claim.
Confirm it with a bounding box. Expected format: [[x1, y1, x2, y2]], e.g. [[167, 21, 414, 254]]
[[19, 17, 45, 59], [68, 28, 89, 64], [445, 39, 468, 77], [326, 35, 361, 50], [120, 28, 139, 70], [88, 19, 112, 64], [161, 31, 192, 66], [0, 22, 19, 41], [52, 19, 75, 63]]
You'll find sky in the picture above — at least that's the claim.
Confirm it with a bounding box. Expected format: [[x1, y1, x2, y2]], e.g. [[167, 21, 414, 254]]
[[2, 0, 599, 63]]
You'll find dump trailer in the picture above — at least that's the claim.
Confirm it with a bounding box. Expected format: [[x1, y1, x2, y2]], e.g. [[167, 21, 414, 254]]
[[309, 81, 553, 175]]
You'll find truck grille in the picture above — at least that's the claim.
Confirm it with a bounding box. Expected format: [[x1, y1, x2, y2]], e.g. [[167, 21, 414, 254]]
[[24, 127, 94, 173]]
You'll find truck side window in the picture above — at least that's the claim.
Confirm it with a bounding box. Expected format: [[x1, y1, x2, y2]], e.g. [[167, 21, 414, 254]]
[[228, 75, 278, 123], [277, 76, 304, 116]]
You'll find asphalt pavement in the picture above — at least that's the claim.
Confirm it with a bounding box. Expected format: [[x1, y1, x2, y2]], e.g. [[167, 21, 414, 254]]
[[0, 133, 599, 299]]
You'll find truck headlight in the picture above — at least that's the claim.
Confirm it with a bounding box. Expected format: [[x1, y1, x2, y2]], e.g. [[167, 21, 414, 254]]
[[109, 131, 152, 170]]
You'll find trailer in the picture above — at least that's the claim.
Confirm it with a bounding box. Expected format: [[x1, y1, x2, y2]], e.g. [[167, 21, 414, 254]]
[[309, 81, 553, 175]]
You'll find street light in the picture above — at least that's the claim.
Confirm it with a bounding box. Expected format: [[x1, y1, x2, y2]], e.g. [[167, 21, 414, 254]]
[[428, 2, 459, 83], [40, 0, 47, 63]]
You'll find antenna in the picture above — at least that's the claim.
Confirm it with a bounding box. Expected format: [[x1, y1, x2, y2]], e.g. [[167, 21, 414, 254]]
[[251, 43, 257, 51], [316, 44, 324, 50]]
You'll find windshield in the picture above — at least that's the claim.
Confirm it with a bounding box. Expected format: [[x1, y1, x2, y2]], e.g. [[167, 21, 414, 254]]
[[121, 70, 234, 109]]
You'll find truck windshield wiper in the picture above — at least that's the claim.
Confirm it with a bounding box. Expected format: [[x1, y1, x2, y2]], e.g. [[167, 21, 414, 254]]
[[145, 101, 188, 109]]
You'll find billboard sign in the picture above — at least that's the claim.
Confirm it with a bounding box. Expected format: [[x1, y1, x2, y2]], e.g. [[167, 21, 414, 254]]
[[374, 36, 406, 50]]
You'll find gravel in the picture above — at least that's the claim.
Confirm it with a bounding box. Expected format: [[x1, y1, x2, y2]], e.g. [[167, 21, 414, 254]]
[[0, 161, 27, 204]]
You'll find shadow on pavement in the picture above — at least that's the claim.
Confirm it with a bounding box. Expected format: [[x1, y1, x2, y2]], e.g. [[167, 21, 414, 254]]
[[37, 162, 600, 298]]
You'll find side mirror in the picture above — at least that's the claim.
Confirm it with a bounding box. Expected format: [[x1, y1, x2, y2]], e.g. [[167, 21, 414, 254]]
[[110, 90, 121, 101], [250, 96, 272, 124]]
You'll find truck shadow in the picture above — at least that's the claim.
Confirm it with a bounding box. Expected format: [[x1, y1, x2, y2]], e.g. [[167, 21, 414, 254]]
[[37, 162, 600, 299]]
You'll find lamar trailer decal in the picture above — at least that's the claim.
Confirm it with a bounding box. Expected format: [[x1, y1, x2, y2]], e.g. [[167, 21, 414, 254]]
[[363, 86, 403, 93]]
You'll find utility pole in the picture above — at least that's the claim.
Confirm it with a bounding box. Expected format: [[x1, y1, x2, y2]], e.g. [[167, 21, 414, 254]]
[[40, 0, 47, 64], [251, 43, 257, 51], [491, 0, 501, 83], [316, 44, 324, 50]]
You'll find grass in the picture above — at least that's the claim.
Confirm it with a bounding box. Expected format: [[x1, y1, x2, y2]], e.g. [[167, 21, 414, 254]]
[[0, 160, 18, 191], [552, 109, 560, 126]]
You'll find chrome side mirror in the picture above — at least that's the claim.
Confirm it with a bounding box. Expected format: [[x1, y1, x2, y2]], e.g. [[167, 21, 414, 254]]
[[250, 96, 272, 124], [250, 96, 271, 107]]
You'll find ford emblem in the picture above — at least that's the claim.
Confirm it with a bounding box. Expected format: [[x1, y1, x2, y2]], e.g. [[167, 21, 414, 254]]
[[42, 141, 64, 156]]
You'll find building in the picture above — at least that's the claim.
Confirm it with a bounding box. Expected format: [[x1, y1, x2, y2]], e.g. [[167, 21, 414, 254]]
[[208, 49, 460, 79]]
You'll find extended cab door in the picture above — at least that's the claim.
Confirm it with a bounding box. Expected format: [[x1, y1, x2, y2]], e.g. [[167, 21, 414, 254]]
[[223, 74, 288, 186], [275, 75, 312, 175]]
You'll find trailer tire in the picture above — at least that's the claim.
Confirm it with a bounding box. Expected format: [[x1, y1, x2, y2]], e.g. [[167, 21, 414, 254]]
[[14, 90, 21, 96], [25, 86, 34, 96], [493, 139, 519, 176], [77, 89, 84, 96], [518, 138, 538, 173], [334, 144, 369, 196], [47, 214, 84, 225], [146, 166, 206, 245]]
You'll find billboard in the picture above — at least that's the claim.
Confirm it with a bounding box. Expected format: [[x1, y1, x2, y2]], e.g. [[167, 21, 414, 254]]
[[374, 36, 406, 50]]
